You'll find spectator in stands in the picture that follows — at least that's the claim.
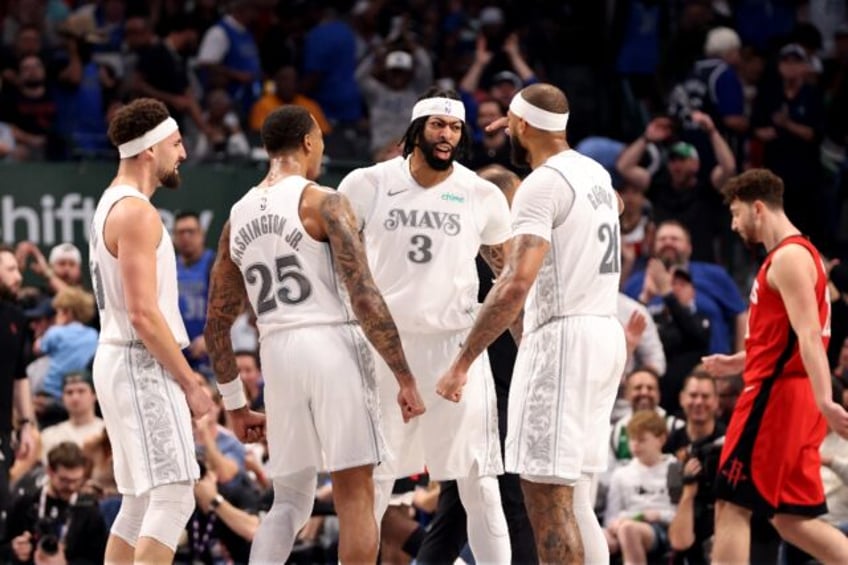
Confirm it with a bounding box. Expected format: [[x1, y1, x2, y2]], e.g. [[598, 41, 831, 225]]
[[174, 211, 215, 379], [356, 44, 434, 160], [193, 88, 250, 162], [616, 111, 737, 262], [715, 374, 743, 427], [623, 220, 747, 355], [829, 263, 848, 371], [604, 410, 677, 565], [459, 32, 536, 138], [665, 372, 725, 565], [610, 368, 684, 467], [124, 14, 207, 134], [81, 429, 119, 528], [619, 181, 656, 284], [752, 43, 826, 247], [196, 0, 263, 118], [465, 98, 514, 172], [15, 242, 83, 298], [619, 293, 667, 377], [249, 64, 331, 135], [40, 371, 104, 463], [0, 121, 15, 161], [0, 24, 44, 89], [234, 350, 263, 411], [0, 54, 58, 161], [300, 2, 363, 126], [53, 13, 114, 158], [643, 264, 712, 415], [32, 286, 97, 405], [193, 384, 247, 489], [668, 26, 748, 166], [3, 442, 108, 565]]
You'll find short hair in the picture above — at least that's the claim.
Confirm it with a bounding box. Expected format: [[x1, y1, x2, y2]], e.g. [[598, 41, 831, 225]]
[[52, 286, 96, 324], [626, 366, 661, 387], [400, 86, 472, 160], [656, 219, 692, 240], [47, 441, 87, 470], [721, 168, 784, 208], [681, 369, 717, 393], [107, 97, 171, 147], [63, 370, 94, 391], [476, 165, 519, 194], [477, 96, 506, 115], [261, 106, 317, 155], [0, 244, 14, 258], [234, 349, 261, 371], [626, 410, 668, 439], [175, 210, 201, 224], [519, 83, 569, 115]]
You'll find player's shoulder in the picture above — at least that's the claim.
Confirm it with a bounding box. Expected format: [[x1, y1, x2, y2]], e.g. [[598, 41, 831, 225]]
[[451, 161, 502, 198], [340, 156, 401, 188]]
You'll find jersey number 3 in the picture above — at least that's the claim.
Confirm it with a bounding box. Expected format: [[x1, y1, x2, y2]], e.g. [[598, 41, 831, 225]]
[[246, 254, 312, 315], [598, 223, 621, 274]]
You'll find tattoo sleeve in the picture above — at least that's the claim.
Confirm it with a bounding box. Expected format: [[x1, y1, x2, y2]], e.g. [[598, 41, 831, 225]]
[[480, 242, 523, 344], [320, 193, 414, 385], [459, 235, 548, 367], [204, 221, 247, 385]]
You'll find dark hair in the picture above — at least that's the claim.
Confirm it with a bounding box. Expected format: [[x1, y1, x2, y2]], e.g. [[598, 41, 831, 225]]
[[107, 98, 171, 147], [627, 409, 668, 439], [261, 106, 317, 155], [520, 83, 569, 115], [476, 164, 519, 194], [477, 96, 506, 116], [656, 219, 692, 240], [175, 210, 200, 224], [0, 244, 14, 257], [400, 87, 471, 160], [626, 366, 661, 387], [721, 168, 784, 208], [47, 441, 87, 470], [234, 349, 261, 371]]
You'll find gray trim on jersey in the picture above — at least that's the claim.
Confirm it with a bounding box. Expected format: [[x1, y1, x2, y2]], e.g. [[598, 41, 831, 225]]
[[344, 324, 383, 462], [125, 345, 154, 487], [160, 363, 194, 481], [540, 165, 577, 230], [553, 320, 567, 477]]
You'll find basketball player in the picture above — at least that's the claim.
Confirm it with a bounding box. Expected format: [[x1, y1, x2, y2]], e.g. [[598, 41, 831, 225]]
[[338, 87, 512, 562], [89, 98, 214, 564], [203, 106, 425, 564], [437, 83, 627, 563], [702, 169, 848, 564]]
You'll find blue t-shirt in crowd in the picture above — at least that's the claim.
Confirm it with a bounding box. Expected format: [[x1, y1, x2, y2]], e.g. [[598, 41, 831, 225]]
[[623, 262, 747, 355], [40, 321, 99, 399], [303, 20, 362, 122]]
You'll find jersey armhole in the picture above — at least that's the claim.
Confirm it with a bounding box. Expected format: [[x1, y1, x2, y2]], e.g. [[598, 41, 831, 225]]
[[102, 193, 161, 259], [540, 165, 576, 229]]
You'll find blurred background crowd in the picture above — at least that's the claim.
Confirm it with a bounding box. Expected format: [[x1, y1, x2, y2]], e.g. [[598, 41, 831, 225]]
[[3, 0, 848, 563]]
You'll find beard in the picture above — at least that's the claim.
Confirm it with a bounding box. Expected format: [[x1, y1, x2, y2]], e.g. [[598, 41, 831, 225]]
[[418, 137, 455, 171], [0, 281, 17, 302], [510, 135, 529, 168], [158, 166, 181, 189]]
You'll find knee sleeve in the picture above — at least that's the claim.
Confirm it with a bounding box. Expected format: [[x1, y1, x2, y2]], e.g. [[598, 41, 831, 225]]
[[456, 476, 511, 563], [250, 468, 316, 564], [138, 482, 195, 551], [575, 474, 609, 565], [110, 492, 150, 547]]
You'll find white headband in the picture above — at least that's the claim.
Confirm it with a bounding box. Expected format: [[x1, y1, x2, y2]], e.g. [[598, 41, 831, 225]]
[[509, 92, 569, 132], [118, 117, 179, 159], [411, 97, 466, 123]]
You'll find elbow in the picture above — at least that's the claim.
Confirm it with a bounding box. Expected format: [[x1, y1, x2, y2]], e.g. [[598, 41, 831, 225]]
[[127, 307, 157, 336], [499, 279, 531, 306]]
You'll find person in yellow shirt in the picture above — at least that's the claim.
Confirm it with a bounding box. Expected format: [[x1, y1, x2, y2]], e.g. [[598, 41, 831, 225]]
[[249, 65, 332, 134]]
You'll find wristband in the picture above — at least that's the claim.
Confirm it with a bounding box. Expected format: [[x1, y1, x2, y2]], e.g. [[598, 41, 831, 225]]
[[210, 494, 224, 512], [217, 376, 247, 411]]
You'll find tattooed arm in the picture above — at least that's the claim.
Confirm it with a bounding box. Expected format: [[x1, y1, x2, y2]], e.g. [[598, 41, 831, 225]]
[[437, 234, 549, 401], [317, 190, 425, 420], [480, 241, 523, 344], [204, 221, 246, 386]]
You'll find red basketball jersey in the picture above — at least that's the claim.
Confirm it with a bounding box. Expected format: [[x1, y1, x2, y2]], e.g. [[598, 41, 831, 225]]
[[743, 235, 831, 384]]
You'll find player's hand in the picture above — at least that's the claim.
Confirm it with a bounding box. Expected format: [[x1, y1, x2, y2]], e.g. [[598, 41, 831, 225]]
[[484, 116, 509, 135], [821, 400, 848, 439], [690, 110, 716, 134], [397, 383, 426, 423], [16, 424, 35, 460], [229, 407, 266, 443], [701, 354, 742, 378], [185, 383, 214, 418], [436, 366, 468, 403]]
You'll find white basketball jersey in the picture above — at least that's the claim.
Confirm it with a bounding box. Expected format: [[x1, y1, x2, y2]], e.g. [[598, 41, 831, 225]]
[[338, 156, 511, 334], [89, 185, 189, 347], [513, 150, 621, 333], [229, 176, 350, 338]]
